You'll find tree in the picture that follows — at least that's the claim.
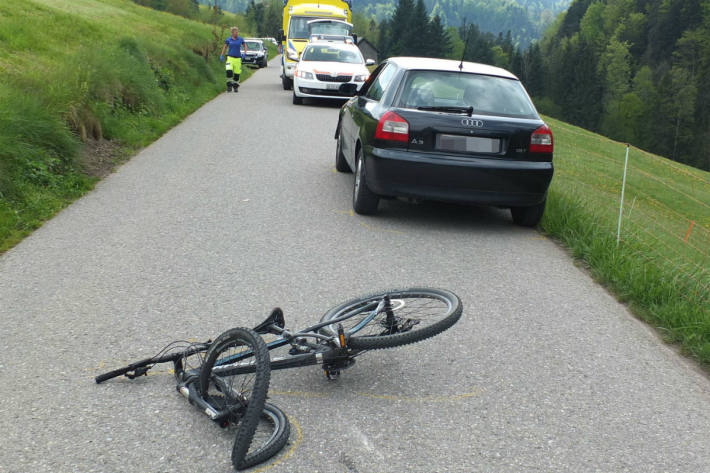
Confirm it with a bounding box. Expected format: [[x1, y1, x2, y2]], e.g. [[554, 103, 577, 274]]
[[600, 38, 633, 139], [667, 66, 697, 161], [388, 0, 415, 56], [631, 66, 659, 148], [404, 0, 431, 56], [427, 15, 451, 58], [262, 0, 282, 38], [521, 42, 544, 96], [377, 19, 393, 58], [579, 1, 606, 52]]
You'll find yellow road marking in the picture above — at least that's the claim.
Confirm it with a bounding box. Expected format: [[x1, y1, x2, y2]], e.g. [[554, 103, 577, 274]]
[[355, 387, 481, 403], [270, 390, 330, 399], [270, 387, 481, 403], [93, 366, 482, 404]]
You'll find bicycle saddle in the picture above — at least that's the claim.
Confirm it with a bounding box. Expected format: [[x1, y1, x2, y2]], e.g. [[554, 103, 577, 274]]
[[253, 307, 286, 335]]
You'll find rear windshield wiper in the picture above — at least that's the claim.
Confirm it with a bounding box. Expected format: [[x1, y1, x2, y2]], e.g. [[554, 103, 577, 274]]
[[416, 106, 474, 116]]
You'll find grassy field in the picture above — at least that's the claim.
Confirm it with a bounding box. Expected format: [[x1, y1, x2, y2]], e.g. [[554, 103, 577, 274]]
[[0, 0, 272, 252], [541, 116, 710, 365]]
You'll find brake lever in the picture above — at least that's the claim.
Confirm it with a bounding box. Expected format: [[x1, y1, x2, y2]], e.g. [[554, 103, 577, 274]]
[[125, 366, 150, 379]]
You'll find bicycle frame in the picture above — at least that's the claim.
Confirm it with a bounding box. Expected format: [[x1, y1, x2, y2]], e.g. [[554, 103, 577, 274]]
[[210, 299, 387, 376]]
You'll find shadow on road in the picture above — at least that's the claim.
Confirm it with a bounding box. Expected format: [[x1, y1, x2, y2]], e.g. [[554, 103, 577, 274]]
[[375, 198, 520, 232]]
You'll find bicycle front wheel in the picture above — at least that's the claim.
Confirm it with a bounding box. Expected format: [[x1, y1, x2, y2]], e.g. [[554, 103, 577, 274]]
[[199, 328, 270, 468], [236, 402, 291, 470], [319, 288, 462, 350]]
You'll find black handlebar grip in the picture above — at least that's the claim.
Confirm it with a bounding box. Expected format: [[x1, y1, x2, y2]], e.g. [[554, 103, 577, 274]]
[[95, 356, 155, 384], [95, 366, 132, 384]]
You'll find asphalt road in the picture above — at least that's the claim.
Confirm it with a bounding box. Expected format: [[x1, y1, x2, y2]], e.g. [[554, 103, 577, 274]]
[[1, 58, 710, 473]]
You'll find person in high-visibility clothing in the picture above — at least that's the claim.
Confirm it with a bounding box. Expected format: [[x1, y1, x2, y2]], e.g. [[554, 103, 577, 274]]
[[220, 27, 248, 92]]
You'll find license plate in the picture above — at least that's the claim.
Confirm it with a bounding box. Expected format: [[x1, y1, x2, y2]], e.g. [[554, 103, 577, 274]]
[[326, 83, 341, 90], [436, 134, 500, 153]]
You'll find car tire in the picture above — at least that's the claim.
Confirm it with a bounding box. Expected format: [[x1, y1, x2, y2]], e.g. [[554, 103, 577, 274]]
[[282, 74, 292, 90], [292, 91, 303, 105], [353, 148, 379, 214], [335, 132, 351, 173], [510, 199, 546, 227]]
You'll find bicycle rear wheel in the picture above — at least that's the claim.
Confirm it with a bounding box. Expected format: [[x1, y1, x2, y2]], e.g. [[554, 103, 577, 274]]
[[319, 288, 462, 350], [199, 328, 270, 468], [236, 402, 291, 470]]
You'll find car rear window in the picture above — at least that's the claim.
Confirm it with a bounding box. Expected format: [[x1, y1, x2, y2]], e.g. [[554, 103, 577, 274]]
[[395, 70, 538, 119]]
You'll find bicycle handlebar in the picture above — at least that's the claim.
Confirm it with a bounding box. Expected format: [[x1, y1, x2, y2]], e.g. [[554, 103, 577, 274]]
[[95, 341, 211, 384], [95, 357, 156, 384]]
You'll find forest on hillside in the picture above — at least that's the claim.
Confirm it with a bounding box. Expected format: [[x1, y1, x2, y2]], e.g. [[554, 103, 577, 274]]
[[531, 0, 710, 171], [199, 0, 571, 46]]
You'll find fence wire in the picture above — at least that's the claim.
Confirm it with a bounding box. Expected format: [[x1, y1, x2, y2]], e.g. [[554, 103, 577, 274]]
[[550, 119, 710, 309]]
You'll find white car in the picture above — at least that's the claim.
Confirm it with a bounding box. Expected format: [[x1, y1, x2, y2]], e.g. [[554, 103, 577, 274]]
[[292, 41, 375, 105]]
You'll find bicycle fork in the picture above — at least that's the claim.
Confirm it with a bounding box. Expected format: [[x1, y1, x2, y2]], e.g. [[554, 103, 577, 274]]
[[175, 374, 240, 428]]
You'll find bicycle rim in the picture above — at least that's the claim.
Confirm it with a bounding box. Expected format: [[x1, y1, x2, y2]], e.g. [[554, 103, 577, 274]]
[[319, 288, 463, 350]]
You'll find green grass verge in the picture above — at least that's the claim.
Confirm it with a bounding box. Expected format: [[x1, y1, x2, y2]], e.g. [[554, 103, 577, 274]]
[[0, 0, 275, 253], [541, 116, 710, 365]]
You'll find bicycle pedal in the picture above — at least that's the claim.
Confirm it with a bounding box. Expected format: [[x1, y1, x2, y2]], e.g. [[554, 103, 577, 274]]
[[324, 369, 340, 380]]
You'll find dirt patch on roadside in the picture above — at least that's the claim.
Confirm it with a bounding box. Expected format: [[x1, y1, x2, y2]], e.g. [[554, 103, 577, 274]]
[[79, 138, 124, 178]]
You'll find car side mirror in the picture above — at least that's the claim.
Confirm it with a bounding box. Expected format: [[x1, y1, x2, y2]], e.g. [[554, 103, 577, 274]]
[[366, 59, 376, 66]]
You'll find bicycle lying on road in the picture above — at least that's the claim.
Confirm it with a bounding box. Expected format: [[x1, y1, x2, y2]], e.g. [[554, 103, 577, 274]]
[[96, 287, 462, 470], [96, 327, 288, 470]]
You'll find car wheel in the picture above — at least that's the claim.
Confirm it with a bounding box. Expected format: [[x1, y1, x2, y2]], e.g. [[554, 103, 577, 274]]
[[292, 91, 303, 105], [510, 199, 546, 227], [335, 131, 351, 173], [282, 74, 292, 90], [353, 148, 379, 214]]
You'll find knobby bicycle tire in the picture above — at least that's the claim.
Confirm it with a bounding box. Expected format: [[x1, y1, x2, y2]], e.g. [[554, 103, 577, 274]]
[[319, 287, 462, 350], [238, 402, 291, 470], [198, 327, 271, 470]]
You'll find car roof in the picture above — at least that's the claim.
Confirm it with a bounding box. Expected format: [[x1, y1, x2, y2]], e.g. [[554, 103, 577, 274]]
[[244, 38, 263, 43], [386, 57, 518, 80]]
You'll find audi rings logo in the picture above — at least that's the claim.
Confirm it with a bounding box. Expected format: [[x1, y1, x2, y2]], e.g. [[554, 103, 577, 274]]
[[461, 119, 484, 127]]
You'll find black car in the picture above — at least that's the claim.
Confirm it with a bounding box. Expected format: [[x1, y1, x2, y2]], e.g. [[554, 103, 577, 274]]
[[243, 39, 268, 68], [334, 57, 554, 226]]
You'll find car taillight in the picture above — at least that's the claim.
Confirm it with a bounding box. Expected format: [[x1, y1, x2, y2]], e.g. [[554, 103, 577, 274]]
[[375, 111, 409, 142], [530, 124, 553, 153]]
